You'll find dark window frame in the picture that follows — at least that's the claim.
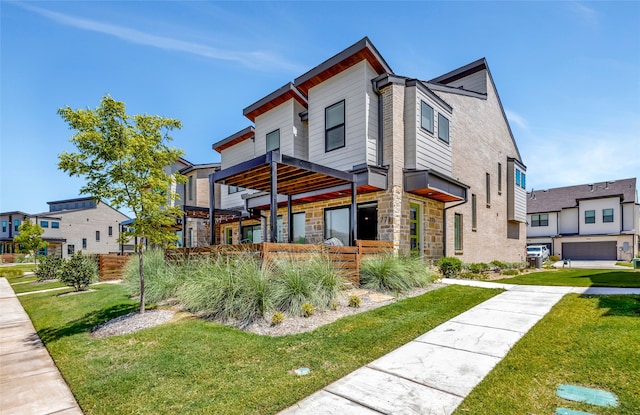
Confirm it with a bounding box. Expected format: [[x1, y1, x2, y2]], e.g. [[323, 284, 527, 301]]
[[603, 208, 614, 223], [585, 210, 596, 224], [323, 205, 351, 246], [454, 213, 463, 252], [96, 230, 100, 241], [420, 101, 434, 133], [108, 226, 113, 237], [82, 238, 87, 249], [325, 100, 346, 152], [41, 221, 49, 228], [471, 194, 477, 230], [438, 113, 450, 144], [498, 163, 502, 194], [228, 185, 246, 195], [68, 244, 75, 255], [531, 214, 549, 227], [292, 212, 306, 244], [188, 175, 193, 201], [486, 173, 491, 207], [51, 222, 59, 229], [266, 129, 280, 152]]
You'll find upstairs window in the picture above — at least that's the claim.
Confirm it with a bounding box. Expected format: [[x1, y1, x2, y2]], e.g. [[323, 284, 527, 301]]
[[603, 208, 614, 223], [531, 214, 549, 227], [96, 230, 100, 241], [188, 176, 193, 201], [108, 226, 113, 237], [486, 173, 491, 207], [521, 172, 526, 189], [438, 113, 449, 143], [420, 101, 434, 133], [498, 163, 502, 194], [14, 220, 20, 231], [41, 221, 49, 228], [2, 221, 6, 232], [454, 213, 463, 251], [585, 210, 595, 224], [51, 222, 60, 229], [471, 194, 477, 230], [325, 100, 345, 152], [516, 168, 521, 186], [266, 129, 280, 152]]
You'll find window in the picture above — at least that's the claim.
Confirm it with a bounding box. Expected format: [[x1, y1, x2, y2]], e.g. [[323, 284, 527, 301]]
[[531, 214, 549, 227], [14, 220, 20, 231], [454, 213, 463, 251], [498, 163, 502, 194], [225, 228, 233, 244], [241, 225, 262, 243], [68, 244, 74, 255], [521, 172, 526, 189], [108, 226, 113, 236], [228, 185, 245, 194], [486, 173, 491, 207], [471, 194, 477, 230], [276, 215, 283, 242], [266, 129, 280, 152], [325, 100, 345, 152], [2, 221, 6, 233], [603, 208, 614, 223], [188, 176, 193, 201], [324, 206, 350, 246], [51, 222, 59, 229], [292, 212, 306, 244], [438, 113, 449, 143], [41, 221, 49, 228], [96, 231, 100, 241], [585, 210, 595, 224], [187, 227, 194, 247], [420, 101, 434, 133], [82, 238, 87, 249]]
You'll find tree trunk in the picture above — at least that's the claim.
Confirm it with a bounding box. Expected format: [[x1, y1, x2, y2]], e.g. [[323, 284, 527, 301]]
[[138, 244, 145, 314]]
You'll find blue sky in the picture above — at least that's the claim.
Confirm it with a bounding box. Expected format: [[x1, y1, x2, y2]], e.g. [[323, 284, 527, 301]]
[[1, 1, 639, 215]]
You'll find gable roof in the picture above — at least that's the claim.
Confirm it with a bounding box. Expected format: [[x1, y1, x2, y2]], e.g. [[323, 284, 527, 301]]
[[294, 36, 393, 96], [527, 178, 637, 214]]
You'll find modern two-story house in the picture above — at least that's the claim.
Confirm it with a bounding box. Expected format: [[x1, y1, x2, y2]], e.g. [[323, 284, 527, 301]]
[[0, 197, 130, 258], [208, 37, 527, 263], [527, 178, 639, 261]]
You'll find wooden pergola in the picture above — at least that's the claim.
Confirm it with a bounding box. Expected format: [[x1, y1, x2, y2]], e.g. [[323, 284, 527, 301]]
[[209, 151, 357, 245]]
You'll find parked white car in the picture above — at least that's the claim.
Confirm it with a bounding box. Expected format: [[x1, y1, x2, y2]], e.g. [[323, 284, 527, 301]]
[[527, 245, 550, 261]]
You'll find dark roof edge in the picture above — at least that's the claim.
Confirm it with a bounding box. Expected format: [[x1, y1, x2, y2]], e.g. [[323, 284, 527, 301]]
[[428, 57, 487, 84], [508, 156, 527, 170], [242, 82, 307, 118], [212, 126, 255, 152], [424, 82, 487, 100], [179, 162, 221, 174], [294, 36, 393, 86], [406, 79, 454, 113], [47, 196, 96, 205]]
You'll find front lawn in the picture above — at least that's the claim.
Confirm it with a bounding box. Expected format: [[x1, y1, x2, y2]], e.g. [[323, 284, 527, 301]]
[[494, 268, 640, 287], [455, 294, 640, 414], [19, 283, 498, 415]]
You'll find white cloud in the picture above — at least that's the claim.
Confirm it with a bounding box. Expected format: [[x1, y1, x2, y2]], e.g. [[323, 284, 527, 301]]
[[505, 109, 528, 130], [20, 3, 303, 73], [567, 2, 599, 28]]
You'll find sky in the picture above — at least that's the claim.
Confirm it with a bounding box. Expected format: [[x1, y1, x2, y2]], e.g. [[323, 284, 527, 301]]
[[1, 1, 639, 215]]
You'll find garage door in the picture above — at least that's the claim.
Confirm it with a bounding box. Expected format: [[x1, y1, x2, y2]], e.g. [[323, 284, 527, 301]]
[[562, 241, 617, 260]]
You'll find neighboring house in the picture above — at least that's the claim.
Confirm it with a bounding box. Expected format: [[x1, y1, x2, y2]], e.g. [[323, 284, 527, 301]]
[[527, 178, 639, 261], [208, 37, 527, 263], [178, 160, 221, 247], [0, 197, 131, 258]]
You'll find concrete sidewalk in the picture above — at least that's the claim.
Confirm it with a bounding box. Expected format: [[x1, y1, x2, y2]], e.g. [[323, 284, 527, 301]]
[[278, 280, 640, 415], [0, 278, 83, 415]]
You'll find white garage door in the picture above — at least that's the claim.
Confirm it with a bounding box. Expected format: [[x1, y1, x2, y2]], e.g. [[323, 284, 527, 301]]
[[562, 241, 617, 260]]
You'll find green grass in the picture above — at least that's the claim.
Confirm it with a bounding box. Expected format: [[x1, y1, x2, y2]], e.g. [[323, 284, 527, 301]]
[[0, 263, 35, 277], [616, 261, 633, 268], [19, 283, 498, 415], [2, 264, 68, 294], [494, 268, 640, 287], [455, 294, 640, 414], [12, 280, 68, 294]]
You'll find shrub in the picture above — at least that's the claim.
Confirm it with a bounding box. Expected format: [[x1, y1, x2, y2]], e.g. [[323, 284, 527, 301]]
[[360, 255, 434, 293], [271, 311, 285, 326], [438, 257, 462, 278], [330, 301, 339, 310], [550, 255, 560, 262], [34, 255, 64, 281], [501, 269, 520, 276], [490, 260, 507, 271], [348, 295, 361, 308], [460, 272, 488, 281], [59, 251, 98, 291], [301, 302, 315, 318], [467, 262, 490, 274], [0, 269, 24, 278]]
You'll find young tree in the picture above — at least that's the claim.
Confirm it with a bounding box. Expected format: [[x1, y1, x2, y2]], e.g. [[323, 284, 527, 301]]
[[58, 94, 185, 313], [14, 218, 48, 265]]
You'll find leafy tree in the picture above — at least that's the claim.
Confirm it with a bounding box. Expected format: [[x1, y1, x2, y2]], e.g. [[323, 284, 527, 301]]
[[58, 94, 185, 312], [59, 251, 97, 291], [14, 218, 48, 265]]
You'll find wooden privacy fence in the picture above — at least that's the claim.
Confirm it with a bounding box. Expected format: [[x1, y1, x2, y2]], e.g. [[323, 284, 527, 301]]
[[165, 240, 394, 286], [98, 254, 131, 281]]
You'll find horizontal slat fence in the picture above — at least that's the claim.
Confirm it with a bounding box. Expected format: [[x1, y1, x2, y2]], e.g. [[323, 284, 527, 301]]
[[166, 240, 394, 286], [98, 254, 131, 281]]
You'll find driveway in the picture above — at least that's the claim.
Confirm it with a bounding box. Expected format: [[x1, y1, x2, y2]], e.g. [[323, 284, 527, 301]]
[[552, 260, 630, 269]]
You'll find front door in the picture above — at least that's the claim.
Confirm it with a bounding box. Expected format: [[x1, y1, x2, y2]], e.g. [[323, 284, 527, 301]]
[[357, 203, 378, 240], [409, 203, 421, 254]]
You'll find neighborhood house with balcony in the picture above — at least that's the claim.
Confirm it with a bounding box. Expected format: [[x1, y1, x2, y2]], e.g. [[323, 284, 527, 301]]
[[526, 178, 639, 261], [208, 37, 528, 263]]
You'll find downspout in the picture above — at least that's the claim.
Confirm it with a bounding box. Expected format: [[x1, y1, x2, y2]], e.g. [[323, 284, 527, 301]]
[[442, 196, 468, 257], [372, 78, 384, 167]]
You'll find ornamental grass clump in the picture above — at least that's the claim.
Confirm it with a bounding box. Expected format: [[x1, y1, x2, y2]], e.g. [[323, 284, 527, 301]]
[[360, 255, 433, 293], [124, 249, 182, 303]]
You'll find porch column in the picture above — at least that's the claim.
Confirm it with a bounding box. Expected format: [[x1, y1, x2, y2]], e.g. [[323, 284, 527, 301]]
[[237, 213, 242, 244], [350, 181, 357, 245], [287, 195, 293, 243], [270, 161, 278, 242], [209, 173, 216, 245]]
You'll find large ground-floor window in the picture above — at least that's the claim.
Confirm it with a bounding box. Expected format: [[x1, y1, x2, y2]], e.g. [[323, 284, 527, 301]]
[[241, 224, 262, 243], [292, 212, 306, 243], [324, 206, 350, 246]]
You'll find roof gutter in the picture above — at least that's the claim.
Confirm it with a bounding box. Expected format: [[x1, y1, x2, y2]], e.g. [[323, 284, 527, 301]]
[[442, 197, 468, 257], [371, 78, 384, 167]]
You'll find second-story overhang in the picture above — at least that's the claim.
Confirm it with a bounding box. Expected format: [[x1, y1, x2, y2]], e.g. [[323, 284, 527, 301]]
[[212, 126, 255, 153], [294, 37, 393, 96], [243, 82, 308, 123], [404, 169, 468, 202]]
